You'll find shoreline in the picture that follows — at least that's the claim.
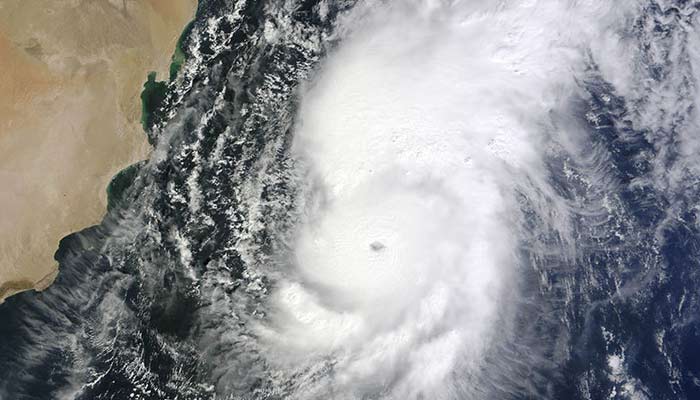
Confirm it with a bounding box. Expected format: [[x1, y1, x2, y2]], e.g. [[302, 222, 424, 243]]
[[0, 0, 198, 304]]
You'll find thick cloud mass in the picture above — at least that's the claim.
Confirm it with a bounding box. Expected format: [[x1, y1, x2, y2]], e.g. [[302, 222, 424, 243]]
[[251, 1, 644, 398]]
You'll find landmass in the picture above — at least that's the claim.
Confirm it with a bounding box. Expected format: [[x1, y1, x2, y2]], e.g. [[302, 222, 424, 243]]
[[0, 0, 198, 302]]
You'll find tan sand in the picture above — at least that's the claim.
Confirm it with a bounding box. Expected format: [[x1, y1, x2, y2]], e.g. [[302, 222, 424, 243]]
[[0, 0, 197, 302]]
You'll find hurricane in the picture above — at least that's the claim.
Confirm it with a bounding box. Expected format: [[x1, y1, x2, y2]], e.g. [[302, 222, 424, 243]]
[[1, 1, 700, 399]]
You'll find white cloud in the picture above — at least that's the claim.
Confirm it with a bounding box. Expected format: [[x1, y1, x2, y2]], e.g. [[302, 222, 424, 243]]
[[243, 1, 643, 398]]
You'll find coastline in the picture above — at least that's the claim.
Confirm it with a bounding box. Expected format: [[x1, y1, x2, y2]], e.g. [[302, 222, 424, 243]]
[[0, 0, 198, 304]]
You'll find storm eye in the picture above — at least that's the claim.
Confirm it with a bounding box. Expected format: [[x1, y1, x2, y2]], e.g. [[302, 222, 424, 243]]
[[369, 241, 386, 251]]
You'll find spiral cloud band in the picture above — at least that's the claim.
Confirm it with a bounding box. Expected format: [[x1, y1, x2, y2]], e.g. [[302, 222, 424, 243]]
[[250, 1, 647, 398]]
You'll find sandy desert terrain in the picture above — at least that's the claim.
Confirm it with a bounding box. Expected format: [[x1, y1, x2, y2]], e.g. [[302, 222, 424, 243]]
[[0, 0, 197, 302]]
